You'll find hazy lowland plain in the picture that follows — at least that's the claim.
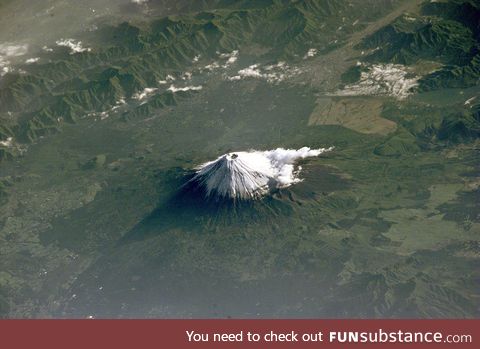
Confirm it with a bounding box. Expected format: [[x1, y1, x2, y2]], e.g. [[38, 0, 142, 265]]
[[0, 0, 479, 318]]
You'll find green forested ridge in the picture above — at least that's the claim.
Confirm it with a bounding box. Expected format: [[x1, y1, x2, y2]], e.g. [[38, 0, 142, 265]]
[[345, 0, 480, 157], [437, 104, 480, 142], [358, 0, 480, 90]]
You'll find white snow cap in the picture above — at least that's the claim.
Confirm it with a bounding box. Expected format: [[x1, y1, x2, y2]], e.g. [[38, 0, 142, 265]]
[[190, 147, 333, 200]]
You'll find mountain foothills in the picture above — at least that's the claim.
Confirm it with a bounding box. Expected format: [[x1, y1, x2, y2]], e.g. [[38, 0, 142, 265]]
[[0, 0, 391, 155], [358, 0, 480, 90], [0, 0, 479, 159], [0, 0, 479, 318]]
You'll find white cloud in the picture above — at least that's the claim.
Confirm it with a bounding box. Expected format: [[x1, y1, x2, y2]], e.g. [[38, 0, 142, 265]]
[[220, 50, 238, 65], [228, 61, 301, 84], [0, 137, 14, 148], [56, 39, 92, 54], [87, 99, 127, 120], [167, 85, 203, 93], [132, 87, 158, 101], [0, 43, 29, 76], [159, 74, 176, 84], [464, 96, 476, 106], [25, 57, 40, 64], [204, 50, 239, 71], [334, 64, 419, 99], [0, 43, 28, 57], [303, 48, 317, 59]]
